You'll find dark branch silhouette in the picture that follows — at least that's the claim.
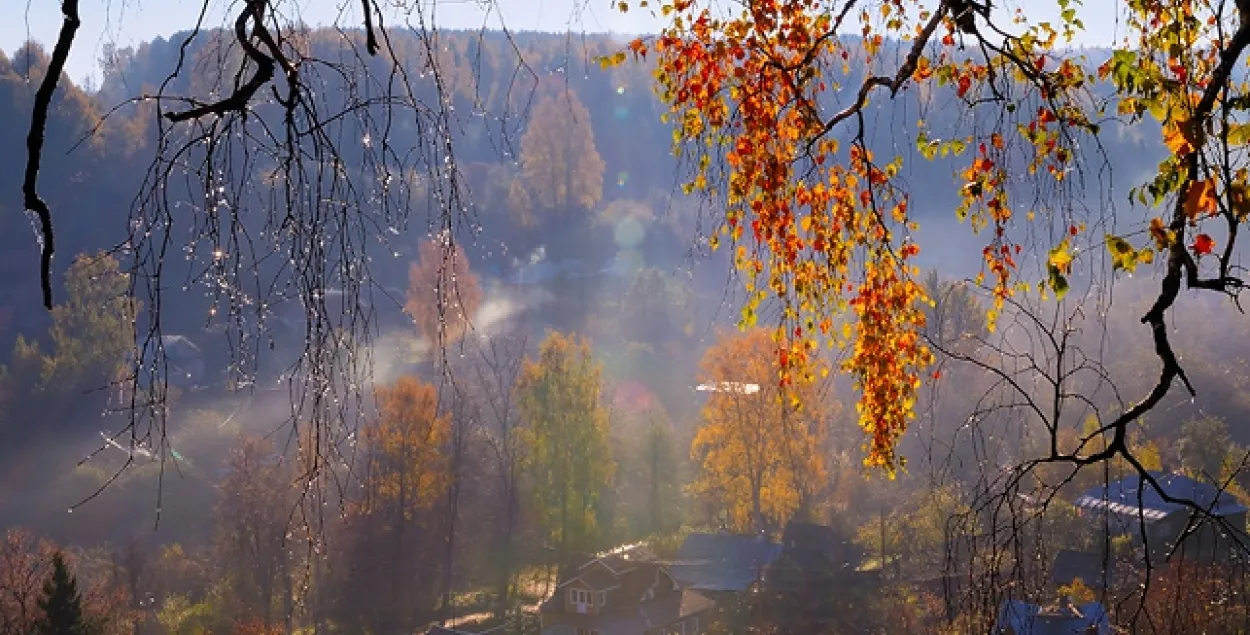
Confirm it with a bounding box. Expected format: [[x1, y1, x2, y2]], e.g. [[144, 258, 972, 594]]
[[21, 0, 80, 309]]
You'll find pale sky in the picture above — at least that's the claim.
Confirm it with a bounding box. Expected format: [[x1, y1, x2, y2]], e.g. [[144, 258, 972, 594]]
[[2, 0, 1123, 85]]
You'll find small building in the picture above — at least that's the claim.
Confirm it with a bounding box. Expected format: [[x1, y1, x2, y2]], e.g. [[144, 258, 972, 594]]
[[993, 598, 1110, 635], [765, 521, 874, 631], [540, 552, 715, 635], [666, 532, 783, 594], [1073, 472, 1250, 564]]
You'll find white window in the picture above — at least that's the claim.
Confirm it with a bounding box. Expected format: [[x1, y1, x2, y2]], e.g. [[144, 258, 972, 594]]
[[598, 591, 607, 606], [569, 589, 592, 605]]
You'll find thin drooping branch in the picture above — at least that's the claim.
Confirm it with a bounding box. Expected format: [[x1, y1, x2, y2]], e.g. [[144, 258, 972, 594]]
[[22, 0, 80, 310]]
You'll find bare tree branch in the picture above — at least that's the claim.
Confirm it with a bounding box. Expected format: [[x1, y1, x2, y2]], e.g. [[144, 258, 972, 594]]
[[21, 0, 80, 309]]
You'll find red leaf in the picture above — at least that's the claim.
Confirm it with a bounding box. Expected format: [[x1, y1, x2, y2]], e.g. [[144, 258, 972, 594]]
[[1192, 233, 1216, 255]]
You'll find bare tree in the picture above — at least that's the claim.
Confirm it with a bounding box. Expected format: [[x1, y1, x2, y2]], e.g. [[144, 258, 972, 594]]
[[467, 333, 528, 616]]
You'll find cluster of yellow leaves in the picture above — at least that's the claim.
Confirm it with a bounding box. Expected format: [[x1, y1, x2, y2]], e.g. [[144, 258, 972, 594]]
[[615, 0, 1250, 472]]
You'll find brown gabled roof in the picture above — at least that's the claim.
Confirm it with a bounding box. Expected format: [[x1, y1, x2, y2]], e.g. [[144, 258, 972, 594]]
[[639, 588, 716, 627], [624, 562, 668, 604], [541, 586, 715, 635], [580, 563, 623, 590]]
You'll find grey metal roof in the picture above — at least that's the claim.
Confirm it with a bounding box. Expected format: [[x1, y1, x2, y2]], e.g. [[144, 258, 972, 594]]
[[668, 533, 782, 592], [1073, 472, 1249, 522]]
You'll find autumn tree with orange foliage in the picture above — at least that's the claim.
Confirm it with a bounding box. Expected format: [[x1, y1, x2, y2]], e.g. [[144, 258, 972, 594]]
[[366, 376, 452, 516], [337, 376, 452, 632], [610, 0, 1250, 486], [509, 87, 606, 226], [405, 236, 482, 346], [691, 328, 831, 534]]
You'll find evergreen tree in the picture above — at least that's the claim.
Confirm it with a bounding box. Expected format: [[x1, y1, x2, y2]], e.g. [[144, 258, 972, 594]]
[[35, 551, 86, 635]]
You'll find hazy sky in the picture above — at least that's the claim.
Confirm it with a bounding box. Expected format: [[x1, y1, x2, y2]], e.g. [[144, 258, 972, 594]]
[[3, 1, 1123, 85]]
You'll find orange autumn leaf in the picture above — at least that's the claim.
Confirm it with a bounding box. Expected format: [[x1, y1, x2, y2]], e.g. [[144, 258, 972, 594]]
[[1149, 217, 1172, 250], [1183, 178, 1218, 219], [1164, 120, 1196, 156], [913, 56, 934, 81]]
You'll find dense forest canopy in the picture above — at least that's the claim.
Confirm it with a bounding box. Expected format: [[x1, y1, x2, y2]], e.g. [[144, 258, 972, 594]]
[[6, 0, 1250, 633]]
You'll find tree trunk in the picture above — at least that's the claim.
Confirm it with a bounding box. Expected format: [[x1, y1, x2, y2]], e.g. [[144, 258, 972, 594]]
[[394, 464, 408, 630], [441, 413, 464, 626], [282, 548, 293, 635], [752, 481, 763, 536], [649, 433, 661, 535]]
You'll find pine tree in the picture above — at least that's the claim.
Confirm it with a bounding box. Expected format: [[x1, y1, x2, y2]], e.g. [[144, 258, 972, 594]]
[[35, 551, 86, 635]]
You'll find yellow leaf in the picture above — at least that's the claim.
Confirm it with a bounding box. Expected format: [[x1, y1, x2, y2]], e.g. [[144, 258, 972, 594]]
[[1047, 238, 1074, 274], [1105, 234, 1139, 272]]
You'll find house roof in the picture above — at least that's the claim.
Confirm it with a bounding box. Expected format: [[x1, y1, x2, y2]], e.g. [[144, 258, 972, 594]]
[[782, 521, 838, 549], [639, 588, 717, 627], [668, 533, 783, 592], [780, 520, 861, 569], [994, 599, 1110, 635], [541, 588, 714, 635], [579, 562, 624, 590], [545, 559, 668, 612], [555, 547, 659, 593], [1073, 472, 1249, 522]]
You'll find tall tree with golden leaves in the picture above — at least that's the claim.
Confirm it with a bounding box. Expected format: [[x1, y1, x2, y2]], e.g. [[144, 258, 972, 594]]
[[691, 328, 830, 534], [509, 89, 605, 226], [515, 331, 613, 563], [405, 237, 482, 346]]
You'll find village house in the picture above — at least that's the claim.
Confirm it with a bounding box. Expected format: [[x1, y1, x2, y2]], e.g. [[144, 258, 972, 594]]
[[993, 598, 1110, 635], [1073, 472, 1250, 564], [666, 532, 782, 596], [766, 521, 864, 593], [540, 547, 715, 635]]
